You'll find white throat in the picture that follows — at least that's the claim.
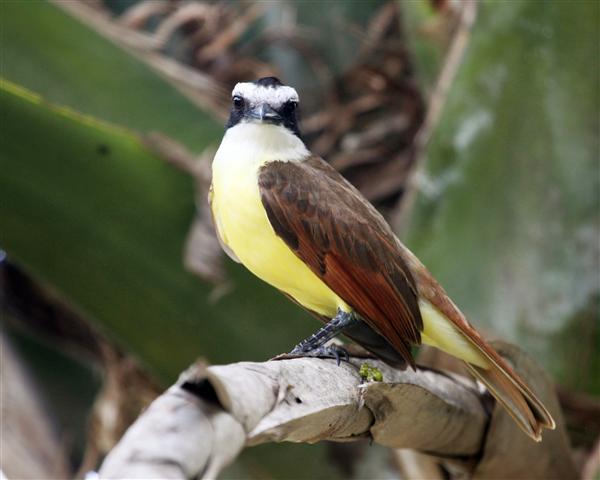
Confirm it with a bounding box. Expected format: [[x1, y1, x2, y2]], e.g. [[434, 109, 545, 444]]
[[214, 123, 309, 170]]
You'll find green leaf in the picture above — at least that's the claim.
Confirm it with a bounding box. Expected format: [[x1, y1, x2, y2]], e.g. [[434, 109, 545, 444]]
[[0, 0, 222, 150], [405, 0, 600, 394]]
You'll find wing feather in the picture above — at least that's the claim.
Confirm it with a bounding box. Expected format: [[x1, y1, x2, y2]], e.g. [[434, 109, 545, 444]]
[[258, 156, 422, 367]]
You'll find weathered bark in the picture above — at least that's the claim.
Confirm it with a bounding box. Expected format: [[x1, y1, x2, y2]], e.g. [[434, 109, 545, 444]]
[[99, 343, 576, 479]]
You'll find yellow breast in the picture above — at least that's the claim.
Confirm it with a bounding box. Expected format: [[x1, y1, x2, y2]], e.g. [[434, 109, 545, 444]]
[[211, 124, 347, 317]]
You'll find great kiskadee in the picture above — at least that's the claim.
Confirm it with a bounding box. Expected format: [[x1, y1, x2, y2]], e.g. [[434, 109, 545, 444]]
[[210, 77, 555, 441]]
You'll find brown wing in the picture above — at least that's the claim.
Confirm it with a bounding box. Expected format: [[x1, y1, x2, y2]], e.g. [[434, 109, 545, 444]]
[[259, 156, 422, 368]]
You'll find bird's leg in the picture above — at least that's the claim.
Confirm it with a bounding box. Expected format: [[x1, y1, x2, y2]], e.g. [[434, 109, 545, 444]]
[[289, 309, 361, 365]]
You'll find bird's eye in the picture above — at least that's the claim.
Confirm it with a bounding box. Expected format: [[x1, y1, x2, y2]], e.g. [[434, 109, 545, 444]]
[[283, 100, 298, 114], [232, 96, 244, 109]]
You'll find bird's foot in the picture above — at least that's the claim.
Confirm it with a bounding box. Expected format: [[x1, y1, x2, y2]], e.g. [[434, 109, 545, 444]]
[[289, 343, 350, 366], [277, 309, 360, 365]]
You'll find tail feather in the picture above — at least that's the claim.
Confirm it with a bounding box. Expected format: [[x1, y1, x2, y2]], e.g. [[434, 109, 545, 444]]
[[459, 326, 556, 441], [466, 362, 555, 442], [419, 299, 555, 441]]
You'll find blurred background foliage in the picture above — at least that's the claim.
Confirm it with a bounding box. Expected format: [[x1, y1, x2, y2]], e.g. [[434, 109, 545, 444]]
[[1, 0, 598, 479]]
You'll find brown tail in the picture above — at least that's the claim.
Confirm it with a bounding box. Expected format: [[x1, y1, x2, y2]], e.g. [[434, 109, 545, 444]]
[[465, 355, 555, 441], [395, 246, 556, 440]]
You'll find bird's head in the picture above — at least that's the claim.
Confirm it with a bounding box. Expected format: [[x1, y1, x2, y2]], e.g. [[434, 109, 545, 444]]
[[226, 77, 301, 137]]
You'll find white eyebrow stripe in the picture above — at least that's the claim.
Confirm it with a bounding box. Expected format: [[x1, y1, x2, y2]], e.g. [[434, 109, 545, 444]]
[[232, 83, 299, 107]]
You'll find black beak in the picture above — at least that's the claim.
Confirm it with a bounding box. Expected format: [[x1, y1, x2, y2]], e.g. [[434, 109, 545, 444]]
[[248, 104, 282, 123]]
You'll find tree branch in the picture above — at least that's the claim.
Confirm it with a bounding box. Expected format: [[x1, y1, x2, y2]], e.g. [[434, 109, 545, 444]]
[[99, 343, 577, 479]]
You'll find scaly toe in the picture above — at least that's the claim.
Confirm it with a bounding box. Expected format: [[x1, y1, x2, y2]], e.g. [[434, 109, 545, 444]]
[[287, 344, 350, 365]]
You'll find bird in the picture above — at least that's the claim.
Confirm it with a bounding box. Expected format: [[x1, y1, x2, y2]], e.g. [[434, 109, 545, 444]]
[[209, 76, 555, 441]]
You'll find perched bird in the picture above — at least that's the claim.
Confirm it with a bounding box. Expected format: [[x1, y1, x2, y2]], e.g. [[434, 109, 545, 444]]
[[209, 77, 555, 441]]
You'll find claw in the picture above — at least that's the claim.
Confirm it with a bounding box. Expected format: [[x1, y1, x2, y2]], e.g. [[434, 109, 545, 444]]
[[290, 345, 303, 355]]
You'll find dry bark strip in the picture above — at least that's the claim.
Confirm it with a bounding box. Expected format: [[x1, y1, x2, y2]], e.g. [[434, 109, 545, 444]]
[[99, 343, 577, 479]]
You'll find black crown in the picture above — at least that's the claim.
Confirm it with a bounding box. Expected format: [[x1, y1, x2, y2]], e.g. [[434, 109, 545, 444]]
[[254, 77, 284, 88]]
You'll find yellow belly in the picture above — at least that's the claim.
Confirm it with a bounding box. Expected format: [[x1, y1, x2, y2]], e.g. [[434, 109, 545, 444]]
[[211, 159, 348, 317]]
